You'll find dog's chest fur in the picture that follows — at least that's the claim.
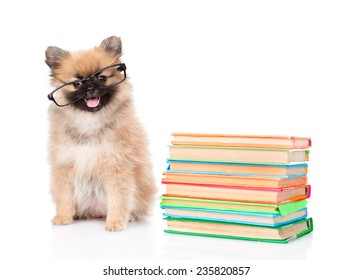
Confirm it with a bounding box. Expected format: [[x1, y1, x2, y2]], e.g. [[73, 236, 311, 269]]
[[57, 113, 116, 171], [56, 113, 120, 217]]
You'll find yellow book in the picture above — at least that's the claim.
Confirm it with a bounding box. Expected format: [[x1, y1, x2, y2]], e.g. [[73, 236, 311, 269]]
[[171, 132, 311, 149], [168, 145, 309, 165]]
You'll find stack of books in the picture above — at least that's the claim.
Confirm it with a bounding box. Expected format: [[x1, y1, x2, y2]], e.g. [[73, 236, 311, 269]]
[[161, 133, 313, 243]]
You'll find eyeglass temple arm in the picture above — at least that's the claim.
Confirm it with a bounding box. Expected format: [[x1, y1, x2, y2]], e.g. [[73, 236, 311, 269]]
[[118, 63, 127, 71]]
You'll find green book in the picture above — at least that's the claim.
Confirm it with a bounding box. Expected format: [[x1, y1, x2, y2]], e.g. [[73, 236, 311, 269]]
[[160, 196, 308, 215], [164, 217, 313, 244]]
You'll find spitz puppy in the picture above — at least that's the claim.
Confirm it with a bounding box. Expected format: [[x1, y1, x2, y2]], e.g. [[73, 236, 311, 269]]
[[45, 36, 157, 231]]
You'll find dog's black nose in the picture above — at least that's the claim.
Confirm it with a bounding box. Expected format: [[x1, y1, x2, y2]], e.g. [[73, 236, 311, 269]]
[[86, 87, 96, 94]]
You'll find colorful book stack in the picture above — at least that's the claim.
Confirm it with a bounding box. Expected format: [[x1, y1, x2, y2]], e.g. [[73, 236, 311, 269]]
[[161, 133, 313, 243]]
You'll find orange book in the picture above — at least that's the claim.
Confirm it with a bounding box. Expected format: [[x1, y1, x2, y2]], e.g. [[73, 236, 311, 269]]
[[171, 133, 311, 149], [162, 172, 307, 188], [163, 182, 311, 204]]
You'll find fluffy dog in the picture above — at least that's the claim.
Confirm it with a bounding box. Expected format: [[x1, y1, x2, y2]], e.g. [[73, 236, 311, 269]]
[[45, 36, 157, 231]]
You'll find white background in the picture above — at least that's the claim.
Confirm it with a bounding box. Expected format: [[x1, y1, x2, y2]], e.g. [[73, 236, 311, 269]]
[[1, 0, 351, 279]]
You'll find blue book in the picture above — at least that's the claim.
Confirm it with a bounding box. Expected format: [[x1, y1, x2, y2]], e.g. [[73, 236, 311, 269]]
[[162, 206, 308, 227], [167, 159, 308, 177]]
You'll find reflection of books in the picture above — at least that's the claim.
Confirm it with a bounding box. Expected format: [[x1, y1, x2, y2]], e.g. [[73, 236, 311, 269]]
[[165, 217, 313, 243], [161, 232, 313, 260], [162, 171, 307, 188], [167, 160, 308, 177], [163, 207, 308, 227], [164, 183, 310, 204], [171, 133, 311, 149], [169, 145, 309, 164], [160, 196, 308, 215]]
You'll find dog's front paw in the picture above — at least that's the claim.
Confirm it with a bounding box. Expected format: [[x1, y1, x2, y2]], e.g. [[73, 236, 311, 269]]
[[52, 215, 74, 225], [105, 219, 127, 231]]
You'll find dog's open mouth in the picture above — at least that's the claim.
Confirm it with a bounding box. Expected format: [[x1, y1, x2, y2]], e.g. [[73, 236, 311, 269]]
[[85, 97, 100, 108]]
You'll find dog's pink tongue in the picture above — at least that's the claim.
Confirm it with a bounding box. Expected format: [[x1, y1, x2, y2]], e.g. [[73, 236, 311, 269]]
[[86, 97, 100, 108]]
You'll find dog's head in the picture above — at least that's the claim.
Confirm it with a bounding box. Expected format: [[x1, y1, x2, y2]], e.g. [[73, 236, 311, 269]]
[[46, 36, 127, 112]]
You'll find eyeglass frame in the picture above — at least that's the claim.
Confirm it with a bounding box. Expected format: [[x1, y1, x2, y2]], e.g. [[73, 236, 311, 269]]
[[47, 63, 127, 107]]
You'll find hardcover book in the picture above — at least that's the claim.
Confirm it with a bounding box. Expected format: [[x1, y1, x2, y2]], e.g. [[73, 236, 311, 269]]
[[160, 196, 308, 215], [167, 160, 308, 177], [171, 133, 311, 149], [163, 182, 311, 204], [168, 145, 309, 165], [165, 217, 313, 243], [163, 207, 308, 227], [162, 171, 307, 188]]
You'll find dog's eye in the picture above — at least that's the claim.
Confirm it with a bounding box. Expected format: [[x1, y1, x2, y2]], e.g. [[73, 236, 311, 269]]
[[97, 75, 106, 82], [73, 80, 83, 88]]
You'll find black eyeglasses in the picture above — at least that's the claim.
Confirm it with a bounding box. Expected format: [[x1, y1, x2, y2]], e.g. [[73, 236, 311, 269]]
[[47, 63, 127, 107]]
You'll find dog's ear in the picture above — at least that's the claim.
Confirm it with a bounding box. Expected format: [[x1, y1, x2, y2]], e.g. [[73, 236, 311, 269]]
[[100, 36, 122, 56], [45, 46, 69, 69]]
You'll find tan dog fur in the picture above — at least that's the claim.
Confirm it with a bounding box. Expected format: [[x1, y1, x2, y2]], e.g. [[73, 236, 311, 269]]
[[46, 36, 157, 231]]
